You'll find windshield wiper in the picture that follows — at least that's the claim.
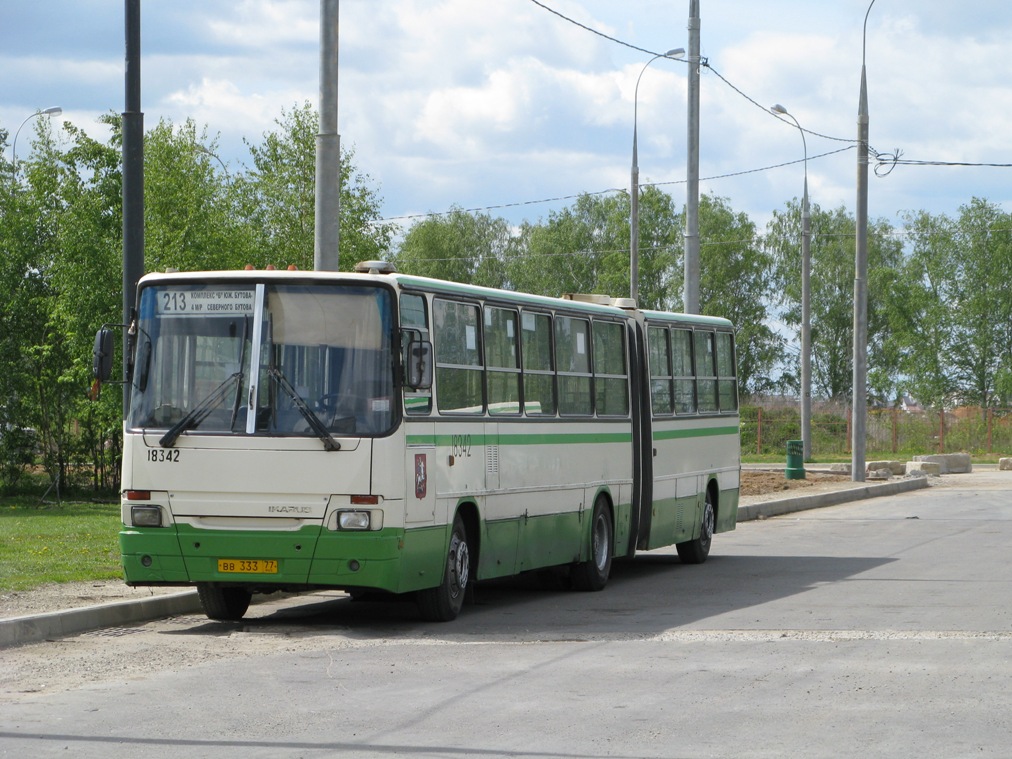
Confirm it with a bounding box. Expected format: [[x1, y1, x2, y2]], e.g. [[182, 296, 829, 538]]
[[267, 366, 341, 451], [159, 373, 242, 448]]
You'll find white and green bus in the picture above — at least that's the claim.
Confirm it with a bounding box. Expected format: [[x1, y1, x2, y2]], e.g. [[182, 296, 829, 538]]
[[94, 261, 740, 622]]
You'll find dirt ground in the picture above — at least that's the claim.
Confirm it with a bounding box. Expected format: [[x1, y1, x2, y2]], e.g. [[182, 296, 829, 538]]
[[739, 468, 850, 496]]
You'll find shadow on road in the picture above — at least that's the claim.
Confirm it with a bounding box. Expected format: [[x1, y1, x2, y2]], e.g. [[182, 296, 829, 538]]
[[161, 551, 894, 641]]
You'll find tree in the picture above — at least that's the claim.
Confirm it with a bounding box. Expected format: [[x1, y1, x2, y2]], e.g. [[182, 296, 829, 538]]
[[767, 202, 901, 402], [239, 102, 394, 271], [697, 194, 784, 397], [144, 118, 241, 272], [881, 210, 958, 408], [394, 207, 514, 289], [507, 190, 678, 307]]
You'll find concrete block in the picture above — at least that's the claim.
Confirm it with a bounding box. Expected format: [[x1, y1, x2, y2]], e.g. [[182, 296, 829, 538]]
[[828, 463, 851, 474], [913, 453, 972, 474], [867, 460, 906, 475], [999, 457, 1012, 471], [906, 461, 941, 476]]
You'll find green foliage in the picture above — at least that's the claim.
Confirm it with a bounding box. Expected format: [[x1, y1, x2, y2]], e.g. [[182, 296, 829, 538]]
[[767, 201, 902, 402], [698, 194, 785, 397], [240, 102, 394, 271], [0, 103, 392, 493], [886, 199, 1012, 408], [394, 206, 513, 288]]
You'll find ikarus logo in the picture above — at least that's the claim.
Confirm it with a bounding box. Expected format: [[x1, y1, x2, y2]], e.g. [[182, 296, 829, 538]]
[[268, 505, 313, 514]]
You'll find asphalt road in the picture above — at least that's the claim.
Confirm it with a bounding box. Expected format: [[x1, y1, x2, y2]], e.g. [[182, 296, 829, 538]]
[[2, 473, 1010, 758]]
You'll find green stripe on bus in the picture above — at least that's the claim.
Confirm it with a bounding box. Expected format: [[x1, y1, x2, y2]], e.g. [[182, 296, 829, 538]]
[[406, 432, 632, 446], [652, 426, 739, 441]]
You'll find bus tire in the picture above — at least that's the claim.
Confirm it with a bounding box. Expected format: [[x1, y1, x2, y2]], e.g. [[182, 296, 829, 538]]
[[197, 584, 252, 621], [417, 512, 471, 622], [571, 497, 613, 592], [676, 488, 715, 564]]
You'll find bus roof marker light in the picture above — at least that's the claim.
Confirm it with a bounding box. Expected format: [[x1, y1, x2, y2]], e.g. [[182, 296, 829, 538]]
[[355, 260, 397, 275]]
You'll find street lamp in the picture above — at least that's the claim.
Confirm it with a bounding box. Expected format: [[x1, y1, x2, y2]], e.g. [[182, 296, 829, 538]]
[[771, 104, 812, 462], [630, 47, 685, 304], [853, 0, 877, 482], [11, 106, 62, 171]]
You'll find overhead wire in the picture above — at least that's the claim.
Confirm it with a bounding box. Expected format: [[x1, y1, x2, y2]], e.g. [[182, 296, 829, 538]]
[[376, 1, 859, 225], [380, 1, 999, 227]]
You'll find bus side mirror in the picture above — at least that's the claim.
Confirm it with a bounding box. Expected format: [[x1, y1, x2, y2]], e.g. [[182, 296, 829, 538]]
[[404, 333, 433, 390], [93, 328, 114, 382]]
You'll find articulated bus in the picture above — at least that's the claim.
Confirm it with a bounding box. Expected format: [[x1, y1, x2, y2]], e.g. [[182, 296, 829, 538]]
[[94, 261, 740, 622]]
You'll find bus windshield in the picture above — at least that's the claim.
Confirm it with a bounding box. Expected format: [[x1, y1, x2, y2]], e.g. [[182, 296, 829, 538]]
[[128, 282, 395, 439]]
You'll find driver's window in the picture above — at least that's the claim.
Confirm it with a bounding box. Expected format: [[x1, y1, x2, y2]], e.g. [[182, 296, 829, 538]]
[[401, 293, 432, 415]]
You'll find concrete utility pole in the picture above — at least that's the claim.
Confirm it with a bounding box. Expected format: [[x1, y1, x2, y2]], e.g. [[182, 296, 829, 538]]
[[852, 0, 876, 482], [315, 0, 340, 271], [683, 0, 701, 314], [123, 0, 144, 413]]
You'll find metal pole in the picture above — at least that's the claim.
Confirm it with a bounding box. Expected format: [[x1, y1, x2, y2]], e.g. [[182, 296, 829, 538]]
[[852, 0, 875, 482], [123, 0, 144, 415], [315, 0, 340, 271], [801, 169, 811, 460], [771, 104, 813, 462], [630, 110, 640, 303], [683, 0, 701, 314], [630, 49, 683, 304]]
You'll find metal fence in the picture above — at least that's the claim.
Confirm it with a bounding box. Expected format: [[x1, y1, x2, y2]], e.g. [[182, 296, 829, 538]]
[[740, 401, 1012, 459]]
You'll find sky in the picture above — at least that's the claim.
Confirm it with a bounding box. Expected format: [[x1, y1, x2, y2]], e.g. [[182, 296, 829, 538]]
[[3, 0, 1012, 238]]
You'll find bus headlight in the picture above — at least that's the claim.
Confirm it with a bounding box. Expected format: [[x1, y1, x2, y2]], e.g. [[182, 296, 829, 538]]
[[131, 505, 163, 527], [337, 510, 372, 530]]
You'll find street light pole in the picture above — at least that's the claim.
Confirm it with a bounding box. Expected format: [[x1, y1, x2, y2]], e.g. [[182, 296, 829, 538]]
[[11, 107, 62, 171], [684, 0, 701, 314], [630, 47, 685, 304], [123, 0, 144, 415], [771, 104, 811, 462], [853, 0, 876, 482]]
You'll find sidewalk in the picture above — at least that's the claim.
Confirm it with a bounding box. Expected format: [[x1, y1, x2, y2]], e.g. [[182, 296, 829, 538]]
[[0, 470, 947, 649]]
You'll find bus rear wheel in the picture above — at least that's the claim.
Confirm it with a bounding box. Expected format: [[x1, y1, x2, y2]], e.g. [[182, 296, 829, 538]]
[[571, 497, 613, 591], [197, 584, 252, 621], [676, 489, 715, 564], [417, 512, 471, 622]]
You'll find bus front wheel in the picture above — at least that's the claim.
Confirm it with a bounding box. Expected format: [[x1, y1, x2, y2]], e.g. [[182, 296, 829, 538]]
[[197, 584, 252, 621], [676, 489, 715, 564], [571, 497, 613, 592], [417, 512, 471, 622]]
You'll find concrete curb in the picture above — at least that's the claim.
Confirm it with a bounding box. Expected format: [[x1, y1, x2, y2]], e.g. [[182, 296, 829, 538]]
[[2, 476, 931, 648], [0, 591, 200, 649], [737, 476, 929, 522]]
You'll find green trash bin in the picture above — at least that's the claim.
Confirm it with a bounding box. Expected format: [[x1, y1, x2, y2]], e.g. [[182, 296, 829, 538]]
[[785, 439, 806, 480]]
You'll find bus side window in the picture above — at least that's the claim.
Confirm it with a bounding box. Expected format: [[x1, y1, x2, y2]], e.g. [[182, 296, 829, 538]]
[[555, 315, 592, 416], [400, 293, 432, 415], [716, 331, 738, 412], [521, 311, 555, 416], [485, 306, 521, 416], [649, 326, 673, 416], [694, 331, 718, 413], [433, 298, 483, 414], [593, 320, 628, 417], [672, 329, 696, 414]]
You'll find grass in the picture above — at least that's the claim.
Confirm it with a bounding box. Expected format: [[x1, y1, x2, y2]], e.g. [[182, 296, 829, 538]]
[[0, 498, 122, 592]]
